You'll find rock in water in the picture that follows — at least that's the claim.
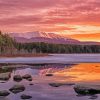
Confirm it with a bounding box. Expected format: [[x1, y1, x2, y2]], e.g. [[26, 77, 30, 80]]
[[27, 78, 32, 81], [21, 94, 32, 99], [13, 75, 22, 82], [0, 72, 11, 81], [22, 74, 32, 79], [74, 84, 100, 95], [46, 73, 53, 76], [9, 84, 25, 94], [22, 74, 32, 81], [49, 83, 63, 87], [0, 90, 10, 97], [49, 83, 75, 87]]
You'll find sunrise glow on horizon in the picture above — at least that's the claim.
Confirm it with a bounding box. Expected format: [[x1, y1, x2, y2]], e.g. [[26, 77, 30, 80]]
[[0, 0, 100, 41]]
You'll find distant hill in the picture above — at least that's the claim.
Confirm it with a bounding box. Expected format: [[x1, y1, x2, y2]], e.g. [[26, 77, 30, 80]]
[[9, 31, 100, 45]]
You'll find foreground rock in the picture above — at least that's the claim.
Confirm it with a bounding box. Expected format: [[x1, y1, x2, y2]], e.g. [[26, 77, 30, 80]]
[[0, 90, 10, 97], [0, 72, 11, 81], [49, 83, 75, 87], [13, 75, 22, 82], [22, 74, 32, 81], [74, 84, 100, 95], [21, 94, 32, 99], [27, 78, 32, 81], [9, 84, 25, 94], [22, 74, 32, 79]]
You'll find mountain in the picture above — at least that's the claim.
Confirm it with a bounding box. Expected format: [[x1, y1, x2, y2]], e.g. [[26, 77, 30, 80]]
[[9, 31, 80, 44], [9, 31, 100, 45]]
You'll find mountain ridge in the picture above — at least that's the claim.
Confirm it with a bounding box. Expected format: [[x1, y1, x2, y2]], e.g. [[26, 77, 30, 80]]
[[9, 31, 100, 45]]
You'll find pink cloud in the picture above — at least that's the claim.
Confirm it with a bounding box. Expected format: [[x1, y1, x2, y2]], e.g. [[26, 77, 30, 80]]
[[0, 0, 100, 33]]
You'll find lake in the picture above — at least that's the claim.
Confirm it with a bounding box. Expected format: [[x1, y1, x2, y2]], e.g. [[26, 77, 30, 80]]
[[0, 63, 100, 100]]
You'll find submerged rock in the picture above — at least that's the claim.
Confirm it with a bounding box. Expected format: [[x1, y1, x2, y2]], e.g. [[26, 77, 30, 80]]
[[29, 83, 34, 85], [22, 74, 32, 81], [9, 84, 25, 94], [0, 90, 10, 97], [49, 83, 64, 87], [13, 75, 22, 82], [22, 74, 32, 79], [21, 94, 32, 99], [27, 78, 32, 81], [74, 84, 100, 95], [89, 95, 98, 99], [49, 83, 75, 87], [0, 72, 11, 81], [46, 73, 53, 76]]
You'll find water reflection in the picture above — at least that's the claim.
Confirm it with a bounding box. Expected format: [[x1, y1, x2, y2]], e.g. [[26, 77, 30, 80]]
[[54, 63, 100, 82], [0, 63, 100, 100]]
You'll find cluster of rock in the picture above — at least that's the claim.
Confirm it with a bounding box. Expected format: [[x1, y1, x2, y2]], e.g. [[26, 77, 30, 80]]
[[0, 84, 32, 99], [13, 74, 32, 82], [0, 74, 33, 99]]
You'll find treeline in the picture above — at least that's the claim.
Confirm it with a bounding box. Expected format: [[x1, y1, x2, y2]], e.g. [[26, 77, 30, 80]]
[[0, 31, 100, 54], [16, 42, 100, 53]]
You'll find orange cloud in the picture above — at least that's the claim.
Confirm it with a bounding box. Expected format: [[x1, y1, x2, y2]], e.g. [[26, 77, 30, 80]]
[[66, 33, 100, 42]]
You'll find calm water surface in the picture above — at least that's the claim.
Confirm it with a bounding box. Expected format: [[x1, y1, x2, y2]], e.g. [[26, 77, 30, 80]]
[[0, 63, 100, 100]]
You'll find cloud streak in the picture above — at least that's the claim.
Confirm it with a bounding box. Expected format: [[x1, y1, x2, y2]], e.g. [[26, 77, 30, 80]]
[[0, 0, 100, 37]]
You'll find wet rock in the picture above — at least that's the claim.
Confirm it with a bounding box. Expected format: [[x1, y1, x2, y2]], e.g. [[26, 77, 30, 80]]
[[89, 95, 98, 99], [27, 78, 32, 81], [49, 83, 64, 87], [21, 94, 32, 99], [22, 74, 32, 79], [9, 84, 25, 94], [49, 83, 75, 87], [0, 90, 10, 97], [22, 74, 32, 81], [0, 72, 11, 81], [74, 84, 100, 95], [13, 75, 22, 82], [46, 73, 53, 76], [29, 83, 34, 85]]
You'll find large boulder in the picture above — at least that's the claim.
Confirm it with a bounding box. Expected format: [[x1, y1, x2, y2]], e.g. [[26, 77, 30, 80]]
[[74, 84, 100, 95], [21, 94, 32, 99], [9, 84, 25, 94], [13, 75, 22, 82], [0, 90, 10, 97], [0, 72, 11, 81]]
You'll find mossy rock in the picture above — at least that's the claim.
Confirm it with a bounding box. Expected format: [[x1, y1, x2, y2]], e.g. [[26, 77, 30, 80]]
[[9, 84, 25, 94], [13, 75, 22, 82], [74, 84, 100, 95], [21, 94, 32, 99], [0, 90, 10, 97]]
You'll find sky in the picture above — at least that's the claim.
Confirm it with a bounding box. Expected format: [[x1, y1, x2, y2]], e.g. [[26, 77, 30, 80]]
[[0, 0, 100, 41]]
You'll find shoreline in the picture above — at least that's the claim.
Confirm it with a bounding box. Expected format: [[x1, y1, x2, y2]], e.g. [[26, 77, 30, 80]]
[[0, 54, 100, 64], [0, 53, 48, 58]]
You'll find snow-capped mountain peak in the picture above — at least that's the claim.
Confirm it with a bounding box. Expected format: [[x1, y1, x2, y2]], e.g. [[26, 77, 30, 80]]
[[9, 31, 80, 44]]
